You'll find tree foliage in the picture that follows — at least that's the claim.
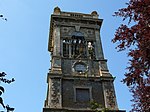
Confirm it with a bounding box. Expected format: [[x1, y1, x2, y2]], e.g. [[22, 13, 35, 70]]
[[90, 101, 109, 112], [0, 72, 15, 112], [112, 0, 150, 111]]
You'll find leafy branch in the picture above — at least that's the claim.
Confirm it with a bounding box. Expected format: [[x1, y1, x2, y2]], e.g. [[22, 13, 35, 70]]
[[90, 101, 109, 112], [0, 15, 7, 21], [0, 72, 15, 112]]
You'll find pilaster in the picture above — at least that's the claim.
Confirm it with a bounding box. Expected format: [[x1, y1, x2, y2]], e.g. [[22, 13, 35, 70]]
[[48, 76, 62, 108], [51, 25, 62, 74], [95, 30, 104, 60], [102, 80, 118, 110]]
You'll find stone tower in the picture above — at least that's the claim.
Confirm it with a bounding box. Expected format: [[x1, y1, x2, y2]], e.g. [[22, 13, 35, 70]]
[[43, 7, 124, 112]]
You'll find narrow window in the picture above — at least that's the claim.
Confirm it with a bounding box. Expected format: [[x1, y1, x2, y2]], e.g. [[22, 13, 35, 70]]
[[63, 39, 69, 57]]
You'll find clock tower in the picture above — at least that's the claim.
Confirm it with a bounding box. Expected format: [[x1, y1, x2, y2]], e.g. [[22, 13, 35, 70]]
[[43, 7, 125, 112]]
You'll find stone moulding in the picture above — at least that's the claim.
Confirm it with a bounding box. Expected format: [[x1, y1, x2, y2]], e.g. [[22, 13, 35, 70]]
[[43, 108, 126, 112]]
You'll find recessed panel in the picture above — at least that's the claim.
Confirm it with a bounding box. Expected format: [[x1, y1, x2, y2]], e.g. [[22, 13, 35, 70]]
[[76, 88, 90, 102]]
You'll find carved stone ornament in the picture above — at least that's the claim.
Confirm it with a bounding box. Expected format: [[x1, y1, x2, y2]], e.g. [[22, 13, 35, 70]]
[[75, 25, 80, 31], [72, 61, 88, 74], [50, 79, 61, 108], [105, 89, 116, 108]]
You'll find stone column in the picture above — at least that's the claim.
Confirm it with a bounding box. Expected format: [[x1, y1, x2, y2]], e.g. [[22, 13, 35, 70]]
[[53, 25, 61, 56], [60, 39, 63, 57], [69, 42, 72, 58], [51, 25, 62, 74], [95, 30, 104, 60]]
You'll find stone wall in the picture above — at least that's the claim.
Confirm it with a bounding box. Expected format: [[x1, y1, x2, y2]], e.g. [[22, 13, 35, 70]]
[[62, 77, 105, 109]]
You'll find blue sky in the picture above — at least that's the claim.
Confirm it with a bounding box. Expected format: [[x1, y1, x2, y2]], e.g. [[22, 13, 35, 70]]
[[0, 0, 132, 112]]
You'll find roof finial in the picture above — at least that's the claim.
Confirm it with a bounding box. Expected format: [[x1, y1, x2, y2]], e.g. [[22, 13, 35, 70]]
[[91, 11, 99, 18], [53, 6, 61, 15]]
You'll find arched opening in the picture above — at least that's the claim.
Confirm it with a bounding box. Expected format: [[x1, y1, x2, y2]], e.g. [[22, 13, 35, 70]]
[[71, 32, 86, 58], [62, 31, 95, 59]]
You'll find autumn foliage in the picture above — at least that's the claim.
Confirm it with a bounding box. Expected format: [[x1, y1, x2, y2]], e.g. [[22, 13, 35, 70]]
[[112, 0, 150, 111]]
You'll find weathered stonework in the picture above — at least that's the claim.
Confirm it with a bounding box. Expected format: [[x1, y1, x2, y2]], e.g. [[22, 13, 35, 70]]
[[44, 7, 125, 112], [49, 78, 61, 108], [103, 81, 118, 110]]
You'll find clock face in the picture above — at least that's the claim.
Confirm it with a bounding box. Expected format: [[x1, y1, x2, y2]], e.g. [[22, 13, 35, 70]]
[[73, 62, 88, 73]]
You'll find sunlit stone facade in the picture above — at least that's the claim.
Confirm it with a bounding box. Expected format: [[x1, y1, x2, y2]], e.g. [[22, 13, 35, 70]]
[[43, 7, 125, 112]]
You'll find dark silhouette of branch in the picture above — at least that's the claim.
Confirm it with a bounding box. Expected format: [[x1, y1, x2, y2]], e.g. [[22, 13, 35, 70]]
[[0, 72, 15, 112], [0, 72, 15, 84], [0, 97, 5, 108], [6, 105, 14, 112], [0, 14, 7, 21], [0, 72, 6, 77]]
